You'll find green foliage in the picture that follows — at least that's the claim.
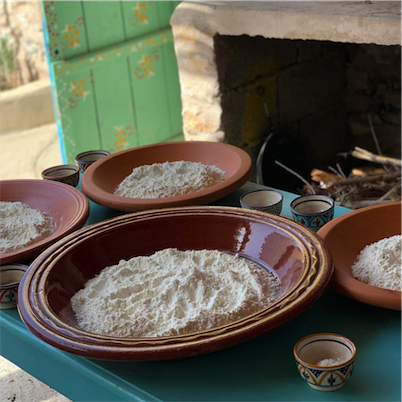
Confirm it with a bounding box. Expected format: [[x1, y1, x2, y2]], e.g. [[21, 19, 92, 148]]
[[0, 37, 17, 90]]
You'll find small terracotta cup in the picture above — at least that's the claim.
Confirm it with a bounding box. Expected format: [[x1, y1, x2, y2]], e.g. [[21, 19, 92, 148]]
[[0, 264, 28, 309], [240, 189, 283, 215], [75, 150, 110, 173], [294, 333, 357, 392], [41, 164, 80, 187], [290, 194, 335, 232]]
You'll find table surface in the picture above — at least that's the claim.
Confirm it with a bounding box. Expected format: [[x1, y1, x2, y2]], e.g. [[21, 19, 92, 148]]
[[1, 182, 401, 402]]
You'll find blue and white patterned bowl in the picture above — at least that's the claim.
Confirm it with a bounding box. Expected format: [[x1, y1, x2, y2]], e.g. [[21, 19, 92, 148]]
[[290, 194, 335, 232], [240, 189, 283, 215], [0, 264, 28, 309], [294, 333, 356, 392]]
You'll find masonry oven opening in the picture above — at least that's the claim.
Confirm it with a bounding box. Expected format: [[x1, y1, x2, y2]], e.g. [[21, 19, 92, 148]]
[[214, 34, 401, 195]]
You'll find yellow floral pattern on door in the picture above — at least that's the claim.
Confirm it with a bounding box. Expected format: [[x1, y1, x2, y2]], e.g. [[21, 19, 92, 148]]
[[44, 0, 85, 60], [134, 49, 159, 79], [128, 2, 150, 27], [67, 73, 94, 109], [62, 22, 84, 50], [110, 125, 135, 153]]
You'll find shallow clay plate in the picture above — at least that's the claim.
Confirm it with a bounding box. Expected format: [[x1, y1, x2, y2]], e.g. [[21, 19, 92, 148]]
[[18, 206, 332, 361], [81, 141, 252, 211], [318, 202, 401, 311], [0, 180, 89, 264]]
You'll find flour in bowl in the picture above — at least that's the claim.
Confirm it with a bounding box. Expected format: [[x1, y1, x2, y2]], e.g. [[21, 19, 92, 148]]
[[114, 161, 226, 199], [351, 234, 401, 291], [70, 248, 280, 338], [0, 201, 54, 256]]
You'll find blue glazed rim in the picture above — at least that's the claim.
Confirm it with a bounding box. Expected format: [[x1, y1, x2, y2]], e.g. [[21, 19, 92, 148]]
[[240, 189, 284, 209], [0, 264, 29, 289], [290, 194, 335, 216]]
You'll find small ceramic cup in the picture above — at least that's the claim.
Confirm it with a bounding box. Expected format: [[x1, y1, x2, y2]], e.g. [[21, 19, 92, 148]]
[[75, 150, 110, 173], [41, 164, 80, 187], [290, 194, 335, 232], [294, 333, 357, 392], [240, 189, 283, 215], [0, 264, 28, 309]]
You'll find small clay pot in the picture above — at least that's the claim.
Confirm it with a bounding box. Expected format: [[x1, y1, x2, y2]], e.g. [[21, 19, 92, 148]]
[[290, 194, 335, 232], [240, 189, 283, 215], [294, 333, 357, 392], [0, 264, 28, 309], [42, 164, 80, 187], [75, 150, 110, 173]]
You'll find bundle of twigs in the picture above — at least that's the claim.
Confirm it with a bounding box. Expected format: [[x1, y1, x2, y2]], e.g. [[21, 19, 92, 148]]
[[306, 147, 401, 209]]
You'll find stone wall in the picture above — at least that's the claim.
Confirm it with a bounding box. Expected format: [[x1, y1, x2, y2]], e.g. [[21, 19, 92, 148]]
[[0, 0, 48, 90], [214, 35, 401, 185]]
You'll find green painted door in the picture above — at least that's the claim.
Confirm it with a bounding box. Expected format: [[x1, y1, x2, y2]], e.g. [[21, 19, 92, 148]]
[[42, 1, 183, 164]]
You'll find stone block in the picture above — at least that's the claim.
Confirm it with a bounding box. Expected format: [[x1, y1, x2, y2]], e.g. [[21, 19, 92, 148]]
[[0, 80, 55, 134]]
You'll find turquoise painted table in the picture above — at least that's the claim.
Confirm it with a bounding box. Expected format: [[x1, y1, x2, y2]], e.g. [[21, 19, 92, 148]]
[[1, 182, 401, 401]]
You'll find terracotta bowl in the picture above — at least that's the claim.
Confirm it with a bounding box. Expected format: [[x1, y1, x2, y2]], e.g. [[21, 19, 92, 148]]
[[81, 141, 252, 211], [317, 201, 401, 311], [0, 180, 90, 264], [18, 206, 332, 361]]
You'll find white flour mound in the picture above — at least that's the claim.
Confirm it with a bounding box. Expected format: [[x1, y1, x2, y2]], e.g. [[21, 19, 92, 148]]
[[0, 201, 54, 256], [114, 161, 226, 199], [316, 357, 347, 367], [351, 234, 401, 291], [71, 248, 280, 338]]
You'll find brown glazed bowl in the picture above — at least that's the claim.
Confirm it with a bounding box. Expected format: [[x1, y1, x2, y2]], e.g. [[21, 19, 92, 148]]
[[18, 206, 332, 361], [81, 141, 252, 211], [0, 180, 89, 264], [318, 201, 401, 311]]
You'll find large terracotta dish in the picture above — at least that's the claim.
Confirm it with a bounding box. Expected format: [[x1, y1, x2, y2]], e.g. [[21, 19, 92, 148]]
[[18, 206, 332, 361], [318, 202, 401, 311], [0, 180, 89, 264], [81, 141, 252, 211]]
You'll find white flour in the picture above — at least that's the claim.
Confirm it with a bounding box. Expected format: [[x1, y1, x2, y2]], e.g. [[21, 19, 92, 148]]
[[351, 234, 401, 291], [316, 357, 347, 367], [114, 161, 226, 199], [71, 248, 280, 338], [0, 201, 54, 256]]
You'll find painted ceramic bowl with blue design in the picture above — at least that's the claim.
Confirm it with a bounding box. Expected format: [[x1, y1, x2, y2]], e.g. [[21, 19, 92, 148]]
[[290, 194, 335, 232], [240, 189, 283, 215], [294, 333, 356, 392], [41, 164, 80, 187], [0, 264, 28, 309]]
